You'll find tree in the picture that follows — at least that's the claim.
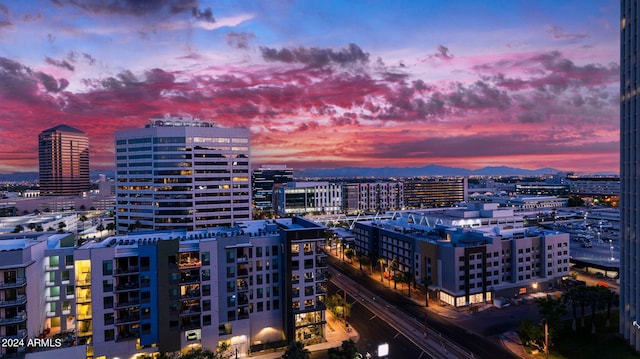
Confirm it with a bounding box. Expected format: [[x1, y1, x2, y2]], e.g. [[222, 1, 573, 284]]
[[402, 271, 412, 297], [392, 273, 402, 290], [282, 341, 310, 359], [328, 339, 360, 359], [35, 225, 43, 232], [344, 248, 354, 263], [79, 215, 88, 232], [57, 221, 67, 233], [106, 222, 116, 234], [562, 286, 582, 331], [27, 223, 36, 231], [12, 225, 24, 233], [164, 343, 232, 359], [518, 320, 545, 353], [601, 287, 619, 328], [588, 286, 607, 334], [360, 256, 371, 274], [422, 277, 433, 307]]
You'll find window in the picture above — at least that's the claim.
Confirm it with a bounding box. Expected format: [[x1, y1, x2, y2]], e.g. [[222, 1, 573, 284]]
[[257, 302, 263, 312], [256, 247, 262, 257], [203, 315, 212, 326], [104, 313, 114, 325], [142, 323, 151, 335], [103, 297, 113, 309], [227, 311, 235, 321], [273, 299, 279, 309], [104, 329, 114, 341], [202, 252, 210, 266], [65, 255, 73, 267], [61, 270, 70, 281], [103, 279, 113, 292], [203, 300, 211, 311], [102, 260, 113, 275]]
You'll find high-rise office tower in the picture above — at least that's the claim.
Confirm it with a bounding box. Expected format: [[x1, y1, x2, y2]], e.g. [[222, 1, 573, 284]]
[[115, 116, 251, 233], [621, 0, 640, 350], [38, 124, 90, 196]]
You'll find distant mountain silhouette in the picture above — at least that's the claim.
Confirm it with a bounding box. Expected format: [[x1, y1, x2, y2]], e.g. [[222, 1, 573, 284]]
[[296, 164, 566, 178]]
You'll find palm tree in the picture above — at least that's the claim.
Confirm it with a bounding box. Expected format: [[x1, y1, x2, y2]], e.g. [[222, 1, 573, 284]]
[[282, 341, 310, 359], [422, 277, 433, 307], [563, 286, 581, 331], [360, 256, 371, 274], [106, 222, 116, 234], [601, 287, 619, 328], [79, 215, 88, 232], [12, 225, 24, 233], [27, 223, 36, 231], [403, 271, 412, 297], [589, 286, 607, 334]]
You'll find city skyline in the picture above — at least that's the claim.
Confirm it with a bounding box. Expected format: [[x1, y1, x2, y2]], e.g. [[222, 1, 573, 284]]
[[0, 0, 619, 174]]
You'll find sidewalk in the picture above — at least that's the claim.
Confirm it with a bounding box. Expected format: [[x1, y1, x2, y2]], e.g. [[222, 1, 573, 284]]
[[248, 310, 358, 359]]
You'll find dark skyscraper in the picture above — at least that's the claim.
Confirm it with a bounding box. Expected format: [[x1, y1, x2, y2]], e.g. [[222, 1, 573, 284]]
[[38, 124, 90, 196], [620, 0, 640, 350], [252, 164, 294, 214]]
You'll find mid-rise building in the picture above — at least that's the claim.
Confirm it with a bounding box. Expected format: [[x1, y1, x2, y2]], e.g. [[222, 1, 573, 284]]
[[402, 177, 467, 209], [275, 182, 342, 216], [341, 182, 404, 213], [252, 165, 294, 215], [567, 175, 620, 206], [2, 217, 327, 359], [352, 216, 570, 307], [38, 125, 90, 197], [115, 116, 251, 233], [621, 0, 640, 349]]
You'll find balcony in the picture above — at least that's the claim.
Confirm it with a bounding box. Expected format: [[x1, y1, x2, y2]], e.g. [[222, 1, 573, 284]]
[[179, 258, 201, 269], [116, 331, 138, 342], [0, 312, 27, 325], [76, 295, 91, 303], [115, 282, 140, 292], [0, 295, 27, 307], [179, 306, 201, 316], [115, 299, 140, 309], [116, 314, 140, 324], [0, 278, 26, 289], [114, 267, 139, 276], [179, 289, 201, 300]]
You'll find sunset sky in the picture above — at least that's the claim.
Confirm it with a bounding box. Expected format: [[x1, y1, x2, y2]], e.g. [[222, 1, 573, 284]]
[[0, 0, 619, 174]]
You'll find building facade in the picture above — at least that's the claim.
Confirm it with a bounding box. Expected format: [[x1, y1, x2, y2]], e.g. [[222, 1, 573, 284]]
[[402, 177, 467, 209], [352, 218, 570, 307], [341, 182, 404, 213], [621, 0, 640, 350], [115, 116, 251, 233], [275, 182, 342, 216], [1, 217, 326, 359], [38, 125, 90, 197], [251, 165, 294, 215]]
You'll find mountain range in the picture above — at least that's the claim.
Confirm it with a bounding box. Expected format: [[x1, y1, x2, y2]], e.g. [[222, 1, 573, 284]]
[[296, 165, 568, 178], [0, 165, 618, 183]]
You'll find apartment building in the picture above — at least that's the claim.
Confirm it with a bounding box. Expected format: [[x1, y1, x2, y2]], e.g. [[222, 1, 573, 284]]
[[341, 182, 404, 213], [352, 211, 570, 307], [1, 217, 326, 359], [402, 177, 467, 209], [275, 182, 342, 216]]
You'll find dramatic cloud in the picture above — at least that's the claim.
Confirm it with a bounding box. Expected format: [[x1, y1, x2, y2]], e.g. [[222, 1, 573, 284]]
[[45, 57, 75, 71], [50, 0, 215, 21], [261, 43, 370, 68], [226, 32, 255, 49], [0, 4, 12, 29]]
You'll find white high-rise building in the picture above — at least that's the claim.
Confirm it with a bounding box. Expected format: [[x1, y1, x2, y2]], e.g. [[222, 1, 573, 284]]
[[621, 0, 640, 350], [115, 116, 251, 233]]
